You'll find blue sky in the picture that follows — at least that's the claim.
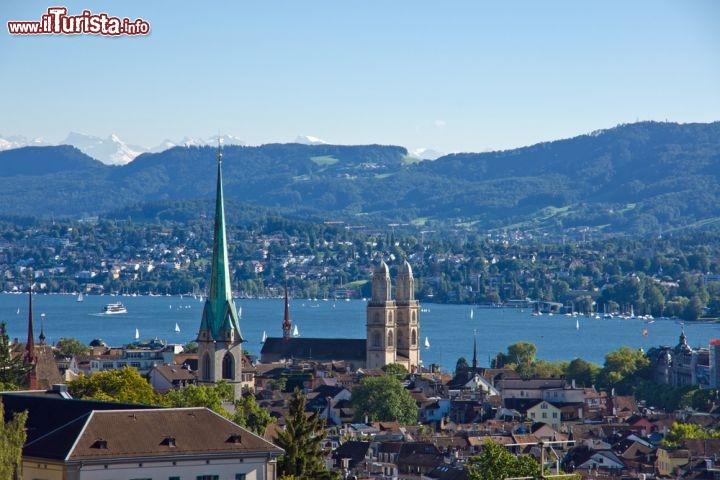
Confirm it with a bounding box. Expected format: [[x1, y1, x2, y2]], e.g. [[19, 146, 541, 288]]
[[2, 1, 719, 153]]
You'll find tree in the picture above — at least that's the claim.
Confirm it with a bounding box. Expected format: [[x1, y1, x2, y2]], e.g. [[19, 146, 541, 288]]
[[0, 398, 28, 480], [662, 421, 720, 448], [0, 321, 28, 390], [232, 392, 274, 436], [598, 346, 650, 392], [382, 362, 408, 379], [351, 375, 418, 424], [565, 358, 600, 387], [466, 440, 541, 480], [55, 337, 90, 357], [68, 366, 161, 404], [273, 389, 334, 479], [164, 382, 232, 412]]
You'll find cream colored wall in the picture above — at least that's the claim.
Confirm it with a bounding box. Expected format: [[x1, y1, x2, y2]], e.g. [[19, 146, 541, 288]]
[[25, 457, 278, 480]]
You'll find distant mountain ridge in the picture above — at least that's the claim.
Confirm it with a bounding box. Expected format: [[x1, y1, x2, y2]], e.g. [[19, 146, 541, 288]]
[[0, 121, 718, 237]]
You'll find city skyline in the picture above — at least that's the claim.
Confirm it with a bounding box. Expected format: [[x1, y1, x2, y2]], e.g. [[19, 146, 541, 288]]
[[2, 1, 719, 155]]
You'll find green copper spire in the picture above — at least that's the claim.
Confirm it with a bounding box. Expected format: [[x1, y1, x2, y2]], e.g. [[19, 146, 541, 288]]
[[199, 148, 243, 341]]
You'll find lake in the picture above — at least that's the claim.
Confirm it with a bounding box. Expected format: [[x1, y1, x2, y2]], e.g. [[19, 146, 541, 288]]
[[2, 293, 719, 371]]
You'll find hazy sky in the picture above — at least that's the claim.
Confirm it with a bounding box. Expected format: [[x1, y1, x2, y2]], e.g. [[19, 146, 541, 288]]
[[2, 1, 719, 153]]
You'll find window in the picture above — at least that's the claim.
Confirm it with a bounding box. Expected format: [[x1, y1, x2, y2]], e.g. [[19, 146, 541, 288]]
[[222, 353, 234, 379], [196, 476, 219, 480], [235, 475, 246, 480], [387, 330, 394, 348], [411, 329, 417, 346], [552, 412, 558, 418], [202, 354, 211, 380], [542, 412, 547, 419], [372, 332, 381, 348], [169, 477, 180, 480]]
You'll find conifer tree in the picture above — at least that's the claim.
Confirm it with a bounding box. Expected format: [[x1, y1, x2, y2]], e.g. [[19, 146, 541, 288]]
[[0, 398, 28, 480], [273, 389, 336, 479], [0, 321, 28, 390]]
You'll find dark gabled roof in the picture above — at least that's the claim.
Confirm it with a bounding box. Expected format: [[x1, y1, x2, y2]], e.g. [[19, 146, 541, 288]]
[[426, 465, 469, 480], [24, 407, 284, 461], [397, 442, 443, 467], [332, 440, 371, 462], [0, 392, 159, 445], [261, 337, 366, 362]]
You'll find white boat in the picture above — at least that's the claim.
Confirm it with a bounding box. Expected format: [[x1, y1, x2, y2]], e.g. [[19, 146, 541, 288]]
[[103, 302, 128, 315], [261, 331, 267, 343], [293, 324, 300, 337], [135, 328, 140, 340], [576, 318, 580, 330], [77, 292, 84, 302], [174, 322, 180, 333], [470, 309, 474, 320], [424, 336, 430, 349]]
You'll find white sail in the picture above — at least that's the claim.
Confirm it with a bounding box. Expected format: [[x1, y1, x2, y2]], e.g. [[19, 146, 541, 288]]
[[77, 292, 84, 302], [135, 328, 140, 340], [576, 318, 579, 330], [175, 322, 180, 333], [424, 336, 430, 349], [293, 324, 299, 337], [470, 308, 474, 319], [261, 330, 267, 343]]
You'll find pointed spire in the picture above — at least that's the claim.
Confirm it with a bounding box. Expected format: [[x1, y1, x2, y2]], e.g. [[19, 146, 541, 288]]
[[472, 330, 478, 370], [39, 313, 46, 346], [25, 269, 36, 364], [282, 277, 292, 341], [199, 144, 243, 342]]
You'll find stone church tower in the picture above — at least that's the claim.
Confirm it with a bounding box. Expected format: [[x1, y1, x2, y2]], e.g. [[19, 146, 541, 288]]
[[395, 260, 420, 371], [366, 261, 396, 369], [366, 260, 420, 372], [197, 148, 245, 399]]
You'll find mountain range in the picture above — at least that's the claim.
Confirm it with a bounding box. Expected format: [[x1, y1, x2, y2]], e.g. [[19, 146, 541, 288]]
[[0, 121, 718, 238]]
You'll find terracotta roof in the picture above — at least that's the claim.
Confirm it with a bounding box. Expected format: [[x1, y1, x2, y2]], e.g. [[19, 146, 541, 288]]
[[150, 364, 197, 382], [24, 407, 283, 461]]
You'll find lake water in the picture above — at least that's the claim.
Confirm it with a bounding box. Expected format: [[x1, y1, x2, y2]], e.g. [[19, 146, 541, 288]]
[[2, 293, 720, 371]]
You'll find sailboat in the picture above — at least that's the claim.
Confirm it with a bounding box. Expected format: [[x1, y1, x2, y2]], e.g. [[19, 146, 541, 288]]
[[293, 324, 300, 337], [470, 308, 474, 320], [135, 328, 140, 340], [576, 318, 580, 330], [174, 322, 180, 333], [77, 292, 84, 302], [261, 331, 267, 343], [424, 336, 430, 349]]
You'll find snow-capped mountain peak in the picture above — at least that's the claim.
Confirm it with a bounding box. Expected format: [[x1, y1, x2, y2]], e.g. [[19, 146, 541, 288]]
[[295, 135, 328, 145], [62, 132, 142, 166], [408, 147, 444, 161]]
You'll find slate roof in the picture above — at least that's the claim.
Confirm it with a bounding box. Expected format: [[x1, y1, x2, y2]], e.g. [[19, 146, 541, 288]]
[[0, 392, 159, 445], [24, 407, 283, 461], [261, 337, 366, 362]]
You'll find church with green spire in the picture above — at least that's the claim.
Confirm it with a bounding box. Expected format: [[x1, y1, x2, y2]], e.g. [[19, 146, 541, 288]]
[[197, 148, 245, 399]]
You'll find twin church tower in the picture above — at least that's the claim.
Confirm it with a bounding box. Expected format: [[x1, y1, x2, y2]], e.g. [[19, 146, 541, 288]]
[[197, 149, 421, 398]]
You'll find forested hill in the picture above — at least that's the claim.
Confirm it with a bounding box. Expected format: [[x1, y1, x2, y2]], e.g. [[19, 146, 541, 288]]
[[0, 121, 718, 238]]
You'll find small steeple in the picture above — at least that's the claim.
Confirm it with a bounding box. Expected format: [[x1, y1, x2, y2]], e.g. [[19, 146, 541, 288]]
[[472, 330, 478, 370], [282, 277, 291, 341], [25, 269, 36, 364], [39, 313, 46, 346]]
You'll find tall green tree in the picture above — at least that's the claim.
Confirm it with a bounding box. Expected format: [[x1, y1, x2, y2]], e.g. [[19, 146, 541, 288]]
[[598, 346, 650, 393], [351, 375, 418, 424], [55, 337, 90, 357], [0, 321, 28, 390], [232, 392, 274, 436], [68, 366, 161, 404], [466, 440, 541, 480], [0, 398, 28, 480], [273, 389, 334, 479]]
